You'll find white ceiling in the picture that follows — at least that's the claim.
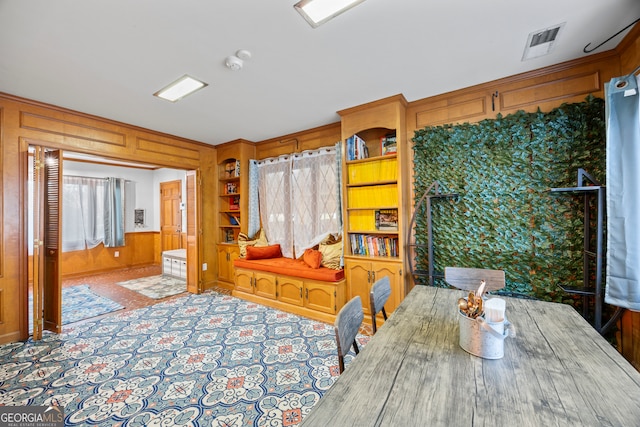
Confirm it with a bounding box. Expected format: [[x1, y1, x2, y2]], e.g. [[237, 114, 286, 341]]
[[1, 0, 638, 146]]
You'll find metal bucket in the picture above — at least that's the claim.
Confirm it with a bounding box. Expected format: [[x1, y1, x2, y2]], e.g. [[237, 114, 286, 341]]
[[458, 310, 510, 359]]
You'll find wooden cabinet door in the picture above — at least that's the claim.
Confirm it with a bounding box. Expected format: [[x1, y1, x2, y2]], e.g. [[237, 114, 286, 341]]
[[217, 246, 229, 282], [254, 272, 277, 299], [278, 276, 304, 306], [235, 269, 254, 294], [305, 282, 337, 314], [344, 259, 374, 316], [371, 260, 403, 313], [217, 245, 239, 284]]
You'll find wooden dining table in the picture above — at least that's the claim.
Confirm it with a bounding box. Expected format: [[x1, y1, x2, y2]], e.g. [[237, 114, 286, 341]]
[[301, 285, 640, 426]]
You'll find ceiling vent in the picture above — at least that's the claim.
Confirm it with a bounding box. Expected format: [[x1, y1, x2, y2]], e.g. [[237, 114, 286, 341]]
[[522, 23, 565, 61]]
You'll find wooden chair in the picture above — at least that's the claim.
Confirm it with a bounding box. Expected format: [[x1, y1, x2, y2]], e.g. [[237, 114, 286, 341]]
[[370, 276, 391, 334], [444, 267, 505, 292], [334, 296, 364, 373]]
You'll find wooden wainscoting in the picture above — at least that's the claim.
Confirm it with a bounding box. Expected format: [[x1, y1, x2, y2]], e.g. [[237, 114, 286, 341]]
[[28, 231, 161, 281]]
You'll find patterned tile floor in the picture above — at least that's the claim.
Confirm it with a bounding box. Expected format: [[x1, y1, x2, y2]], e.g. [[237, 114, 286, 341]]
[[61, 266, 373, 335], [6, 289, 371, 426]]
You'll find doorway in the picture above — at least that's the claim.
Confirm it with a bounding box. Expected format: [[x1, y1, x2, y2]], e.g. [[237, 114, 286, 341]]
[[27, 146, 201, 339]]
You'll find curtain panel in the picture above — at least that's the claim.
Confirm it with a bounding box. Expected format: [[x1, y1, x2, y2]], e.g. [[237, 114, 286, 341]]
[[62, 176, 106, 252], [255, 145, 341, 258], [605, 73, 640, 311], [257, 155, 293, 257], [104, 177, 126, 247]]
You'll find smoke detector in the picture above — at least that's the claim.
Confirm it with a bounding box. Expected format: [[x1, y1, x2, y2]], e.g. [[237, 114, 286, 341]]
[[225, 55, 243, 71], [225, 49, 252, 71]]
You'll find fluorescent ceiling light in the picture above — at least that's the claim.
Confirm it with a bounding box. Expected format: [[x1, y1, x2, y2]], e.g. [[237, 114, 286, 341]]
[[154, 75, 208, 102], [294, 0, 366, 28]]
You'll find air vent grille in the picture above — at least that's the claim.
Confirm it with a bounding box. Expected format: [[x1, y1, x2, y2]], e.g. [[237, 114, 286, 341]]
[[522, 22, 565, 61], [530, 27, 561, 47]]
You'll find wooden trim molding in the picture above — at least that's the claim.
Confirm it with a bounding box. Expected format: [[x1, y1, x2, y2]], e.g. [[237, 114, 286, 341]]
[[20, 111, 127, 148]]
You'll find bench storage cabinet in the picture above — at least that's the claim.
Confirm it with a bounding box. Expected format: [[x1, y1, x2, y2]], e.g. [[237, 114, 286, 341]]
[[233, 257, 346, 323], [162, 249, 187, 279], [235, 269, 277, 299]]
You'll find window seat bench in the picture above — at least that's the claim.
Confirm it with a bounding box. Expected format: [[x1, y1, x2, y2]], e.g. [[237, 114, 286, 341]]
[[233, 257, 346, 324]]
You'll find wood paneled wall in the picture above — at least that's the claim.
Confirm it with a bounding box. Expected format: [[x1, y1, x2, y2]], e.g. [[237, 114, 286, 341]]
[[255, 122, 341, 159], [0, 94, 218, 343], [28, 232, 160, 281]]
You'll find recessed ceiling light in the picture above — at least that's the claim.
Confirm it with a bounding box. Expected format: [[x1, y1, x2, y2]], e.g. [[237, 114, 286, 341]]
[[154, 75, 208, 102], [294, 0, 367, 28]]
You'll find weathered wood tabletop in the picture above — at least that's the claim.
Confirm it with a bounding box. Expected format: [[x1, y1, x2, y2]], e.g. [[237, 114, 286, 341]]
[[301, 285, 640, 426]]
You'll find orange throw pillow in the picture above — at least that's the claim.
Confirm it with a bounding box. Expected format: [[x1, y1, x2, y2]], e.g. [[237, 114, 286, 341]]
[[246, 244, 282, 260], [303, 248, 322, 269]]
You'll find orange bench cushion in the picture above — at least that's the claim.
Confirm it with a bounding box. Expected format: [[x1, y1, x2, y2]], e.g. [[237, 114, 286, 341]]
[[234, 257, 344, 282]]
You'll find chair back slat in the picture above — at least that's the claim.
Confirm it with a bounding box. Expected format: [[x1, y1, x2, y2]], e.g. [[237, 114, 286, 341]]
[[444, 267, 505, 292]]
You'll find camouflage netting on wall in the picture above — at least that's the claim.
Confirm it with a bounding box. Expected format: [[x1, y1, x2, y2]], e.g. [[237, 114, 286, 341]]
[[412, 96, 606, 303]]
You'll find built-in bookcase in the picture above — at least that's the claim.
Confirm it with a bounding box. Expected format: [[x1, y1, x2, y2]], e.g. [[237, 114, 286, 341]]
[[219, 158, 241, 243], [345, 130, 400, 258], [338, 95, 408, 320], [216, 139, 255, 287]]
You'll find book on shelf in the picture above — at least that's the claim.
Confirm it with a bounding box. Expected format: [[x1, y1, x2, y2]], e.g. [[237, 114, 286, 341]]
[[381, 133, 397, 155], [346, 134, 369, 161], [229, 195, 240, 210], [226, 182, 238, 194], [375, 209, 398, 231], [227, 213, 240, 226], [349, 233, 398, 257]]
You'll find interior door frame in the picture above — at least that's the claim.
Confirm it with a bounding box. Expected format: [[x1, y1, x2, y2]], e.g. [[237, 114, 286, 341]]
[[22, 144, 204, 340], [186, 170, 202, 293]]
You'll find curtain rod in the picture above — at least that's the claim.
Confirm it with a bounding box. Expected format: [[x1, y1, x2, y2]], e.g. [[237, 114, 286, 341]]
[[64, 175, 131, 182], [628, 64, 640, 78]]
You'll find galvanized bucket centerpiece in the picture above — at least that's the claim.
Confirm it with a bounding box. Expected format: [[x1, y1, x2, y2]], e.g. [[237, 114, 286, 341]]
[[458, 310, 511, 359], [457, 288, 513, 359]]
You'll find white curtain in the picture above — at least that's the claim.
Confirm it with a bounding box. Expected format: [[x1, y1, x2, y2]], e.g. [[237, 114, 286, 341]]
[[62, 176, 126, 251], [248, 160, 261, 238], [62, 176, 106, 251], [256, 146, 341, 258], [291, 147, 341, 257], [605, 72, 640, 311], [257, 156, 293, 257]]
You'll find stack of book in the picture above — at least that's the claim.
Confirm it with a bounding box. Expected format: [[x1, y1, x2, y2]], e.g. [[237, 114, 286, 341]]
[[346, 134, 369, 161]]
